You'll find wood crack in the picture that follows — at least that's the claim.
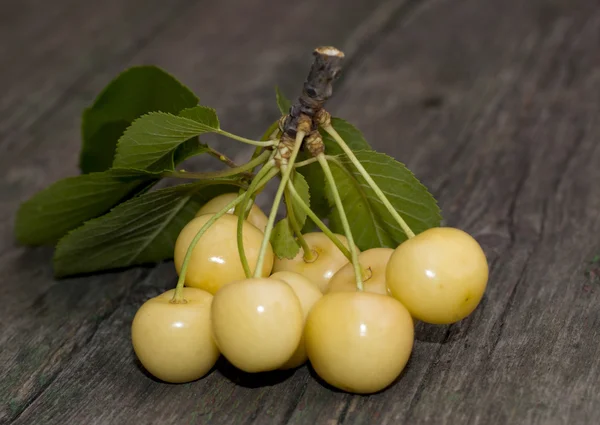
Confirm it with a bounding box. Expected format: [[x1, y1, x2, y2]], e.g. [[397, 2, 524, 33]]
[[335, 395, 353, 424]]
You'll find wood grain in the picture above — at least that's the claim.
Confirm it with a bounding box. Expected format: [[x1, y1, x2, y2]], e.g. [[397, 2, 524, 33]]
[[1, 0, 599, 423]]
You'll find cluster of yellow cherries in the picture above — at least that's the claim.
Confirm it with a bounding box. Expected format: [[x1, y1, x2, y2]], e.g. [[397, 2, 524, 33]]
[[131, 192, 488, 394]]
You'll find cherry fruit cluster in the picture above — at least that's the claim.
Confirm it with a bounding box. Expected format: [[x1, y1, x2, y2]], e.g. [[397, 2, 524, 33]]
[[132, 193, 488, 394], [13, 43, 490, 395]]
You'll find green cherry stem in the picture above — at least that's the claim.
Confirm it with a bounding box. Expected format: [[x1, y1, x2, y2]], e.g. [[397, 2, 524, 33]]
[[286, 180, 353, 262], [293, 157, 319, 168], [322, 125, 416, 239], [253, 131, 306, 278], [236, 146, 266, 198], [237, 160, 278, 277], [172, 194, 244, 303], [317, 154, 363, 291], [293, 155, 334, 169], [217, 129, 278, 147], [283, 185, 315, 262], [167, 150, 271, 180], [234, 149, 277, 218]]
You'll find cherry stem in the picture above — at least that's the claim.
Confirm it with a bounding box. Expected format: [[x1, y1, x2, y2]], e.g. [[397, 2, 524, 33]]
[[293, 157, 319, 168], [293, 155, 334, 169], [322, 125, 416, 239], [286, 180, 353, 263], [236, 160, 278, 277], [217, 129, 278, 147], [172, 194, 244, 303], [167, 150, 271, 180], [317, 154, 363, 291], [284, 185, 315, 262], [253, 131, 306, 278]]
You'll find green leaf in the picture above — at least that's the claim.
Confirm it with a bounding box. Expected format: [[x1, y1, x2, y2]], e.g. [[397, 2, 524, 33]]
[[80, 66, 198, 173], [151, 107, 218, 171], [80, 118, 130, 174], [172, 138, 211, 167], [298, 118, 371, 231], [275, 87, 292, 115], [290, 172, 310, 227], [112, 107, 220, 171], [270, 173, 311, 259], [326, 150, 441, 250], [323, 118, 371, 155], [179, 105, 220, 129], [16, 169, 159, 246], [53, 182, 240, 277], [270, 219, 297, 260]]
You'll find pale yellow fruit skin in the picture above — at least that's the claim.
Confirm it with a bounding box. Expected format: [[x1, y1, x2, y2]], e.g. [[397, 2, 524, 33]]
[[269, 271, 323, 369], [211, 278, 304, 373], [131, 287, 219, 384], [196, 193, 268, 232], [386, 227, 489, 325], [327, 248, 394, 295], [305, 292, 414, 394], [174, 214, 274, 294], [273, 232, 358, 293]]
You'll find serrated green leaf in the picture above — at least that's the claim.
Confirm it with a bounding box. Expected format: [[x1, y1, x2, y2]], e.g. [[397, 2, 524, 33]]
[[276, 87, 292, 115], [112, 109, 220, 171], [323, 118, 371, 155], [53, 182, 240, 277], [270, 219, 298, 259], [270, 173, 311, 259], [290, 172, 310, 227], [80, 66, 198, 173], [16, 169, 159, 246], [80, 118, 130, 174], [179, 106, 220, 129], [298, 117, 371, 231], [172, 138, 211, 167], [326, 150, 441, 250]]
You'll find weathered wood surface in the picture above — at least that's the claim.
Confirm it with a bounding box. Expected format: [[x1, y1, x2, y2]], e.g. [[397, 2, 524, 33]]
[[1, 0, 599, 423]]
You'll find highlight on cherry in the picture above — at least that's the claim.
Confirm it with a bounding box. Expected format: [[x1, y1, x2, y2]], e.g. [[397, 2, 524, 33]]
[[15, 46, 489, 394]]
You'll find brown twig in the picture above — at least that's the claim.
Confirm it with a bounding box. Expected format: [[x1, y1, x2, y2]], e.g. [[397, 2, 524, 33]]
[[281, 46, 345, 139], [207, 147, 238, 168]]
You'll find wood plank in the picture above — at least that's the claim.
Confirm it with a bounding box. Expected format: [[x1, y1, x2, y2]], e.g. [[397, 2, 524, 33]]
[[1, 1, 200, 421], [0, 0, 406, 423], [281, 0, 600, 424], [2, 0, 600, 423], [0, 0, 195, 139]]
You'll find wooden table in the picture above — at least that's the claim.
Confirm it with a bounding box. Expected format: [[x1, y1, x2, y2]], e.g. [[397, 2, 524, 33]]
[[2, 0, 599, 423]]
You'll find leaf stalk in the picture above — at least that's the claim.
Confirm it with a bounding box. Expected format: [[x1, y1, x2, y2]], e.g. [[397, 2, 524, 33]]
[[217, 129, 278, 147]]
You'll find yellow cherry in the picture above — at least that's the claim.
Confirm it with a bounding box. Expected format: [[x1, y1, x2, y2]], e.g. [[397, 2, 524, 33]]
[[211, 278, 303, 373], [196, 193, 268, 232], [305, 292, 414, 394], [131, 287, 219, 383], [327, 248, 394, 295], [269, 271, 323, 369], [386, 227, 489, 324], [174, 214, 274, 294], [272, 232, 359, 293]]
